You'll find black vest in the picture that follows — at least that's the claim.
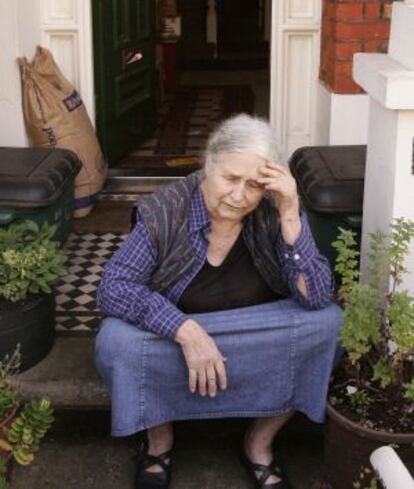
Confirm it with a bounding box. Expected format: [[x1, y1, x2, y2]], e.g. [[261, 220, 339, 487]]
[[135, 170, 290, 298]]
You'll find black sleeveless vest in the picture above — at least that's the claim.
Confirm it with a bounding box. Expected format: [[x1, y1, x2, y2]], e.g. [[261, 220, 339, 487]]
[[135, 170, 290, 298]]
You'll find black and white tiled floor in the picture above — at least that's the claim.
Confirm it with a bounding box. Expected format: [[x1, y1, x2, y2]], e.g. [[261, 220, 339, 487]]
[[55, 232, 127, 335]]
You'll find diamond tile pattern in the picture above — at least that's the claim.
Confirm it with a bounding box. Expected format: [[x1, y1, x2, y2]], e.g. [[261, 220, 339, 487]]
[[55, 232, 127, 334]]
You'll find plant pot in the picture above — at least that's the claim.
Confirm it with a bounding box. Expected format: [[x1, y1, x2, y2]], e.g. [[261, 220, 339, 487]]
[[0, 409, 17, 482], [0, 294, 55, 372], [325, 402, 414, 489]]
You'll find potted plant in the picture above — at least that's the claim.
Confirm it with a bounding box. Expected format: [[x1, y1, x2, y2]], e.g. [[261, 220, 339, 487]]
[[0, 346, 54, 488], [0, 220, 66, 371], [324, 217, 414, 489]]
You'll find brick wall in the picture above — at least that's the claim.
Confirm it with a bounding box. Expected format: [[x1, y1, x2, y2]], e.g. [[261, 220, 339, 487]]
[[320, 0, 394, 94]]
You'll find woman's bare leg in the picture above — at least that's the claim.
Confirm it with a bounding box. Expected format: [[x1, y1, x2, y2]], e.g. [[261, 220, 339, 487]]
[[244, 412, 294, 484], [144, 422, 174, 473]]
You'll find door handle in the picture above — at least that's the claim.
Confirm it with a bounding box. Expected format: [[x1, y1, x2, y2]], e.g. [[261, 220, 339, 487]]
[[122, 48, 144, 68], [127, 52, 143, 64]]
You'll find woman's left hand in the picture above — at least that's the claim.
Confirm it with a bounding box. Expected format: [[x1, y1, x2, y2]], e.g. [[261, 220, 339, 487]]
[[257, 161, 299, 217], [257, 161, 301, 245]]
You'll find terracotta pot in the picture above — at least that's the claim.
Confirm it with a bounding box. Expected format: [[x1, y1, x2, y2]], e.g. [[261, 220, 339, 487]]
[[325, 403, 414, 489], [0, 409, 17, 482]]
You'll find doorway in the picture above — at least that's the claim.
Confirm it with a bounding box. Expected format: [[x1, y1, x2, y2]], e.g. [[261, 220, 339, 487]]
[[92, 0, 271, 176]]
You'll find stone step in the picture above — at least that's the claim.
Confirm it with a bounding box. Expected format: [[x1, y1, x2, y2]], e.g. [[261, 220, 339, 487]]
[[102, 174, 181, 195], [11, 337, 328, 488], [12, 336, 109, 409], [9, 412, 326, 489]]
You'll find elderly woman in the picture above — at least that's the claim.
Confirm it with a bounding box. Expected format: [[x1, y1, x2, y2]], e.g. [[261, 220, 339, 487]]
[[95, 114, 342, 489]]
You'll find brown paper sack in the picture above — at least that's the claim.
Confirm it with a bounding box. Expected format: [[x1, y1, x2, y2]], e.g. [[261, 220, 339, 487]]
[[17, 46, 107, 217]]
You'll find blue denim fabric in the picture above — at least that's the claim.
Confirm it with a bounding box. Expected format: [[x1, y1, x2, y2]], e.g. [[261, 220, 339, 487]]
[[95, 299, 343, 436]]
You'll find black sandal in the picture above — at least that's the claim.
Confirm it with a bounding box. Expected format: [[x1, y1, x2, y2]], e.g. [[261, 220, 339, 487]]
[[134, 434, 172, 489], [240, 451, 291, 489]]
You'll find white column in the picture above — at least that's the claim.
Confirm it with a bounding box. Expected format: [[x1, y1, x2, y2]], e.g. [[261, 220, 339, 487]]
[[353, 0, 414, 293]]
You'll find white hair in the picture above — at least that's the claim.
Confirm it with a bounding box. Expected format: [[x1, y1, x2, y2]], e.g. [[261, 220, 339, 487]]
[[203, 113, 278, 167]]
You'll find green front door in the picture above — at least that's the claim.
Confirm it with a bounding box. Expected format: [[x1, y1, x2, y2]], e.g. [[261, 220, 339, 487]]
[[93, 0, 157, 165]]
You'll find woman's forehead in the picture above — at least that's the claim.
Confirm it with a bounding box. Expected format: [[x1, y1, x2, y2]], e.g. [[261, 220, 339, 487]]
[[214, 153, 267, 175]]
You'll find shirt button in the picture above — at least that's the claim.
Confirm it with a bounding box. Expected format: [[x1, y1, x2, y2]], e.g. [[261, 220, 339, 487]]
[[293, 253, 300, 261], [284, 253, 289, 259]]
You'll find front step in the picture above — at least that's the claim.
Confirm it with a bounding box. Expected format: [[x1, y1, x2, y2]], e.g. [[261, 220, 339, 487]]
[[102, 174, 182, 195], [12, 337, 109, 409], [101, 172, 182, 193]]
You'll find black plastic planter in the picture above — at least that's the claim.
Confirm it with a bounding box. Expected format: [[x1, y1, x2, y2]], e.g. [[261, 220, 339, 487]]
[[0, 294, 55, 372]]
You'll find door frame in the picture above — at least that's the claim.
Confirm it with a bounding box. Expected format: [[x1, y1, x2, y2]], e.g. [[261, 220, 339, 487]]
[[270, 0, 322, 162], [37, 0, 322, 162], [38, 0, 95, 124]]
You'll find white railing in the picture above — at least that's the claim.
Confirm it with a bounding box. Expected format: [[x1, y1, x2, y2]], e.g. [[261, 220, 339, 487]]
[[370, 446, 414, 489]]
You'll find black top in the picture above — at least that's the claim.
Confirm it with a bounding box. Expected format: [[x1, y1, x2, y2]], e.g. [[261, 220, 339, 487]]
[[177, 232, 282, 314]]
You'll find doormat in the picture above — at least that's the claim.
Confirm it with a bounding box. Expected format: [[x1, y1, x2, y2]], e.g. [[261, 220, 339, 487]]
[[117, 84, 255, 173]]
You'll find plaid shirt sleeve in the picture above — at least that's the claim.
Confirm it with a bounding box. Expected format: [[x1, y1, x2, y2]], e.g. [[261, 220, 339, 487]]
[[96, 219, 187, 338], [276, 212, 334, 309]]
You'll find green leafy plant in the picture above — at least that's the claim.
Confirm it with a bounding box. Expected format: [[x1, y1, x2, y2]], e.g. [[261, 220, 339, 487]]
[[0, 347, 20, 422], [0, 220, 66, 302], [331, 217, 414, 431], [0, 346, 54, 488], [353, 466, 379, 489]]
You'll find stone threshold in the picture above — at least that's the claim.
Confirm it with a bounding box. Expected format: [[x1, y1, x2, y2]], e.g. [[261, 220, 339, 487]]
[[12, 337, 110, 409]]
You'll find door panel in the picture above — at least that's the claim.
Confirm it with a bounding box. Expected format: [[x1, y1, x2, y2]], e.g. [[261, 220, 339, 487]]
[[93, 0, 157, 165], [115, 65, 151, 117], [113, 0, 132, 46]]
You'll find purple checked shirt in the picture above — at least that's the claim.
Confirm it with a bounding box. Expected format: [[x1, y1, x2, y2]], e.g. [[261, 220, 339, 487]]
[[97, 187, 334, 338]]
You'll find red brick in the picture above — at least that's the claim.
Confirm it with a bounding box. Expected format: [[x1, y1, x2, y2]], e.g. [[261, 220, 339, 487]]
[[333, 60, 353, 77], [322, 19, 334, 37], [335, 3, 364, 21], [363, 39, 389, 53], [364, 4, 380, 20], [333, 42, 363, 59], [382, 4, 393, 20], [323, 2, 336, 21], [323, 56, 335, 75], [331, 76, 364, 94], [334, 21, 390, 41]]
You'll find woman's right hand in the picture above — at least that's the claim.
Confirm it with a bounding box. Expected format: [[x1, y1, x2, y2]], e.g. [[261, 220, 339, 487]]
[[174, 319, 227, 398]]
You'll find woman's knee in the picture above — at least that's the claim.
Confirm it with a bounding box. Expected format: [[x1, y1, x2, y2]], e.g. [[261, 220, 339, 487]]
[[294, 302, 343, 348], [310, 302, 343, 332], [95, 317, 143, 365]]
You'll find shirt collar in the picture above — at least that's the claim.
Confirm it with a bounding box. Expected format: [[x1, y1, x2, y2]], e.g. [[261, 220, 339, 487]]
[[188, 185, 210, 234]]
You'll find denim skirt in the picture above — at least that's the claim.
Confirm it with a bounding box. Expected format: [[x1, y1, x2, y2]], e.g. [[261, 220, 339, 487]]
[[95, 299, 343, 436]]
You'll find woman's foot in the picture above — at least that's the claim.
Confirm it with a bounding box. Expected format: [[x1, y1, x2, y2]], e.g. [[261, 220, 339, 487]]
[[134, 424, 174, 489], [243, 414, 293, 488], [240, 450, 290, 489], [243, 443, 283, 486]]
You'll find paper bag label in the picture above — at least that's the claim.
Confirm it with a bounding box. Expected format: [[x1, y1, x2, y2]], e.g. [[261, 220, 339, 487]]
[[63, 90, 83, 112]]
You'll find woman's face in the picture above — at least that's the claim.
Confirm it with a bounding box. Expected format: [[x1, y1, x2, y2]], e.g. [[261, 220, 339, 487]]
[[201, 153, 267, 222]]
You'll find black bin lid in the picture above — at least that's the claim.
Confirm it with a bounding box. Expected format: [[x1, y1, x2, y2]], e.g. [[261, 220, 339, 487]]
[[0, 147, 81, 208], [289, 145, 366, 214]]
